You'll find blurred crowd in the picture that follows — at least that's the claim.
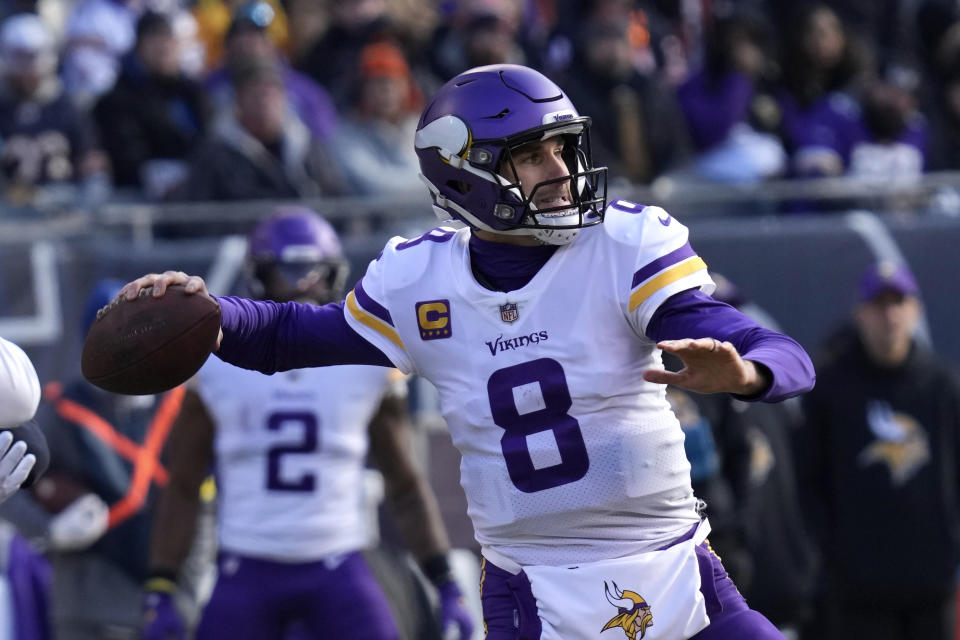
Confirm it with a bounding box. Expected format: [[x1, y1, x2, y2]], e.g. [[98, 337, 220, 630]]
[[3, 0, 960, 214]]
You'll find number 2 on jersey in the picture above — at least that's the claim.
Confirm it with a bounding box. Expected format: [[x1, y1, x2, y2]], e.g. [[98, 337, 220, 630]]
[[487, 359, 589, 493], [265, 412, 318, 492]]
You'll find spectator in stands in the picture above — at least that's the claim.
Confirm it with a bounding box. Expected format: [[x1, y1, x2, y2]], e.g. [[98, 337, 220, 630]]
[[541, 0, 701, 83], [775, 3, 872, 177], [705, 275, 820, 636], [921, 35, 960, 170], [503, 0, 562, 73], [333, 42, 424, 197], [0, 13, 109, 207], [675, 10, 787, 184], [297, 0, 400, 111], [0, 279, 196, 640], [166, 53, 345, 201], [93, 11, 211, 199], [846, 78, 927, 181], [204, 1, 338, 143], [663, 273, 818, 637], [767, 0, 914, 78], [282, 0, 328, 66], [382, 0, 440, 53], [428, 4, 526, 82], [60, 0, 138, 111], [192, 0, 290, 72], [796, 260, 960, 640], [663, 365, 754, 584], [557, 9, 692, 184]]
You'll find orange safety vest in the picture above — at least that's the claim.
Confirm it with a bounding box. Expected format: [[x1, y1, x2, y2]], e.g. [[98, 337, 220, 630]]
[[43, 382, 185, 529]]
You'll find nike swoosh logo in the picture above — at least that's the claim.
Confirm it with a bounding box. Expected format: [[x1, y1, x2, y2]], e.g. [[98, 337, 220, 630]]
[[658, 214, 671, 226]]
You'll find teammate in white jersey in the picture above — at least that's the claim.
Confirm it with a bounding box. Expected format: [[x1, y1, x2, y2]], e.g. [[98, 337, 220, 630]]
[[140, 207, 473, 640], [0, 336, 46, 505], [122, 65, 816, 640]]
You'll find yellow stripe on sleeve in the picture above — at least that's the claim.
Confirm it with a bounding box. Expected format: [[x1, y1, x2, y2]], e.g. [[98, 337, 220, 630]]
[[346, 291, 406, 351], [628, 256, 708, 312]]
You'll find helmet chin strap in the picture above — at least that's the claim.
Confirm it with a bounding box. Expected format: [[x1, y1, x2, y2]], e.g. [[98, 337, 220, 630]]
[[527, 229, 577, 245], [530, 222, 580, 245], [526, 201, 582, 245]]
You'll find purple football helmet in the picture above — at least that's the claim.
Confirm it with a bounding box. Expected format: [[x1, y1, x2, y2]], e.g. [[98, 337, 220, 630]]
[[246, 206, 349, 304], [415, 64, 607, 244]]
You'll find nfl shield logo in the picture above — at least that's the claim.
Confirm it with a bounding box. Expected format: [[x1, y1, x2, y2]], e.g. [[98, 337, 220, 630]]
[[499, 302, 519, 323]]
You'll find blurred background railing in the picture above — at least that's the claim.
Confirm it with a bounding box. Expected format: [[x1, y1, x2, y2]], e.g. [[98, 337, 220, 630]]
[[5, 169, 960, 243], [2, 173, 960, 390]]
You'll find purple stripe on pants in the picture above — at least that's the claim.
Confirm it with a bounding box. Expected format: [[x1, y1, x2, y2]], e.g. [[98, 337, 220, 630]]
[[480, 541, 785, 639], [195, 550, 399, 640]]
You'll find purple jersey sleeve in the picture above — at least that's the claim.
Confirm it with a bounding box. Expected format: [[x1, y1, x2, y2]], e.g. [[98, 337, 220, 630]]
[[214, 296, 392, 373], [646, 289, 815, 402]]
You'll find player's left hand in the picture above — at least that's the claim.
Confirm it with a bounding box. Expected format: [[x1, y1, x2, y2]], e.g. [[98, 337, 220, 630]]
[[643, 337, 770, 397], [437, 580, 474, 640]]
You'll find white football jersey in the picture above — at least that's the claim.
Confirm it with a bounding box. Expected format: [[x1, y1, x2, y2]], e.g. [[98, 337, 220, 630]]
[[192, 355, 394, 561], [344, 201, 715, 568], [0, 336, 40, 428]]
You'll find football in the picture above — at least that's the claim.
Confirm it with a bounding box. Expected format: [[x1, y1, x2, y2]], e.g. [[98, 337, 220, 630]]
[[81, 284, 221, 395]]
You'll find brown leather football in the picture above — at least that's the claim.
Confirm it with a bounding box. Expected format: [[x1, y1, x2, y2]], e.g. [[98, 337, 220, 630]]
[[81, 284, 221, 395]]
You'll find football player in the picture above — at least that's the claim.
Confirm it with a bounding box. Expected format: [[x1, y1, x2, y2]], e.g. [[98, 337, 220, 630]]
[[140, 207, 473, 640], [124, 65, 816, 640], [0, 336, 41, 430], [0, 336, 46, 505]]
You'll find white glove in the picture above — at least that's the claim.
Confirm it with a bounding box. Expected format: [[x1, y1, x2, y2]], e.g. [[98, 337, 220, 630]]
[[0, 430, 36, 505], [48, 493, 109, 551]]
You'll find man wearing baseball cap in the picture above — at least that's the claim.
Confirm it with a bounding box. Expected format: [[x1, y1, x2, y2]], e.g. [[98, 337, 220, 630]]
[[853, 260, 921, 368], [796, 260, 960, 640]]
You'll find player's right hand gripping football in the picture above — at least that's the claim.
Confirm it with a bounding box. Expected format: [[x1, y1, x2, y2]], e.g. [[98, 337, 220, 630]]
[[120, 271, 222, 350]]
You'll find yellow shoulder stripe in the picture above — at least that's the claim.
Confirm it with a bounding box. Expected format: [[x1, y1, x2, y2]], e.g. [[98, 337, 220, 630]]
[[628, 256, 708, 312], [346, 291, 406, 350]]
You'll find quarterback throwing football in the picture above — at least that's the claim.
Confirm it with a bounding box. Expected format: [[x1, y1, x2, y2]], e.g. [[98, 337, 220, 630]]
[[122, 64, 815, 640]]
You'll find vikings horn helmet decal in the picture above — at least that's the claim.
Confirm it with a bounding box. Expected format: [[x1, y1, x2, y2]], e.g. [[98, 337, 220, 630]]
[[601, 581, 654, 640], [414, 64, 607, 245]]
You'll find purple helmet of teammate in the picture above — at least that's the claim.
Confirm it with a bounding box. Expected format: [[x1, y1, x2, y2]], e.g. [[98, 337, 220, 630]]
[[414, 64, 607, 245], [246, 206, 349, 304]]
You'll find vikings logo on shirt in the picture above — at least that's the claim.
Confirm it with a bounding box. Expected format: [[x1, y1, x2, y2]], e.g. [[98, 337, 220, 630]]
[[416, 300, 451, 340], [858, 400, 929, 486], [601, 581, 654, 639]]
